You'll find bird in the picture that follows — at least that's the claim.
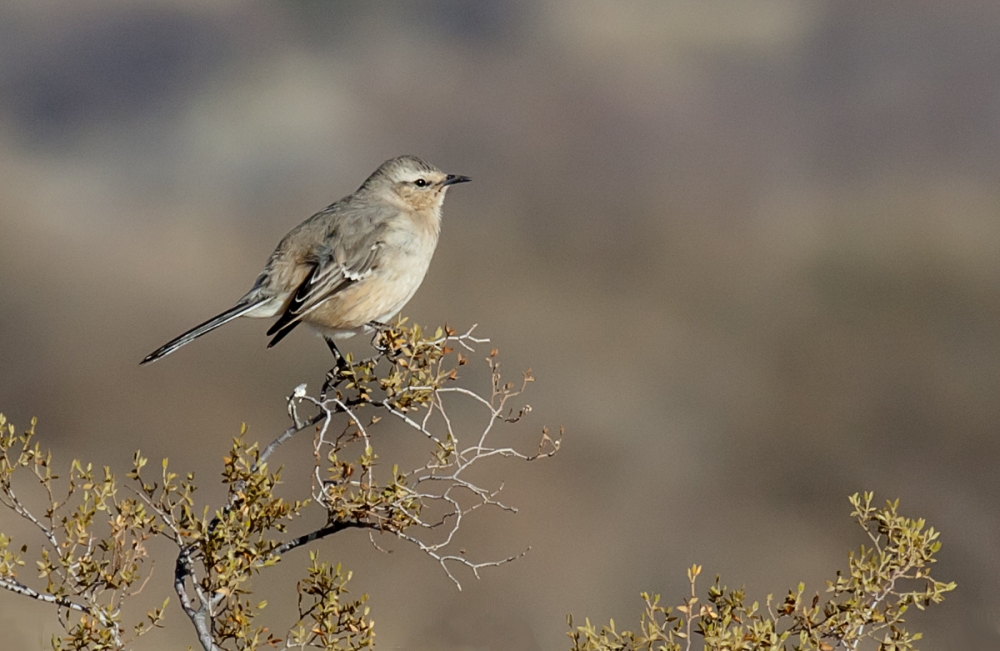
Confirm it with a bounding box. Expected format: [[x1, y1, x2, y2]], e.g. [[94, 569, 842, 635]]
[[140, 155, 470, 366]]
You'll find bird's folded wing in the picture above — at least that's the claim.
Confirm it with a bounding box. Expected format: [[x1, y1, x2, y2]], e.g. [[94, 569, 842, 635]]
[[265, 240, 383, 341]]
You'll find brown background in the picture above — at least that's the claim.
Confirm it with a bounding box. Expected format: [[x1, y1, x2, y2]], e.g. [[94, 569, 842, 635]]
[[1, 2, 999, 649]]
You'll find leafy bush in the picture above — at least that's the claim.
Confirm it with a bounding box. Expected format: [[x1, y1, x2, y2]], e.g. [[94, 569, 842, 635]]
[[568, 493, 955, 651]]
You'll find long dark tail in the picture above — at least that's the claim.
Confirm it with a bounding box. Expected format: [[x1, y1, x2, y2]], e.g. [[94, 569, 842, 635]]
[[140, 301, 264, 366]]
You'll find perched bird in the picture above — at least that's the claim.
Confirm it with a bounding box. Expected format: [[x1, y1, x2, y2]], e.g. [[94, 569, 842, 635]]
[[140, 155, 469, 366]]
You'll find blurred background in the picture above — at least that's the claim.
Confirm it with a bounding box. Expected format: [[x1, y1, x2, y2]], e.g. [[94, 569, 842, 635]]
[[1, 1, 999, 649]]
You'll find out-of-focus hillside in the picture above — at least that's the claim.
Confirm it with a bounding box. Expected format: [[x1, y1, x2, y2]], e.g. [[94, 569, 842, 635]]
[[1, 2, 999, 649]]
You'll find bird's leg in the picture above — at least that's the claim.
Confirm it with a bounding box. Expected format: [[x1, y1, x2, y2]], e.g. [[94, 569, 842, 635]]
[[321, 336, 351, 400], [324, 336, 345, 360]]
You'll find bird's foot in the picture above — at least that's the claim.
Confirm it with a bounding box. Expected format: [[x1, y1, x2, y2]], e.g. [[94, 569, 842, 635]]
[[368, 320, 391, 354], [320, 355, 352, 401]]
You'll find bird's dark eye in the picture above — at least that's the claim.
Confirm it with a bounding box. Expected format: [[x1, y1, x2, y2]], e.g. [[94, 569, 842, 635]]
[[414, 178, 428, 187]]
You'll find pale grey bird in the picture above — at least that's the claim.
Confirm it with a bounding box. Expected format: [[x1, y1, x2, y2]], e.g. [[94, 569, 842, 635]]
[[140, 155, 469, 366]]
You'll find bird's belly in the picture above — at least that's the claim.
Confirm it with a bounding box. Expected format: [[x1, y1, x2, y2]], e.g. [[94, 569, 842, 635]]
[[301, 265, 428, 332]]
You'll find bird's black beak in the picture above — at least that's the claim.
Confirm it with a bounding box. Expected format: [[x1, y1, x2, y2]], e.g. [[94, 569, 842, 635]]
[[442, 174, 471, 186]]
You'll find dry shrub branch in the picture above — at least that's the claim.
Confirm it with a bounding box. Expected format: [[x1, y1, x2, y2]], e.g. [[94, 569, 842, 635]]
[[0, 322, 558, 651]]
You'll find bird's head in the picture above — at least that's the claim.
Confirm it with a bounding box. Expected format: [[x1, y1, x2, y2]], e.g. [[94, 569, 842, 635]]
[[363, 155, 470, 213]]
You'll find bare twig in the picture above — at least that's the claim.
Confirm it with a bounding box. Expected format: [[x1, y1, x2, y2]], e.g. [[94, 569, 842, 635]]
[[0, 575, 90, 614]]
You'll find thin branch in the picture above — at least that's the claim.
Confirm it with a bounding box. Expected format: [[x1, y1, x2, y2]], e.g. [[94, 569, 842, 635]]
[[0, 575, 90, 614], [258, 411, 327, 471], [2, 485, 61, 554], [272, 521, 371, 557]]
